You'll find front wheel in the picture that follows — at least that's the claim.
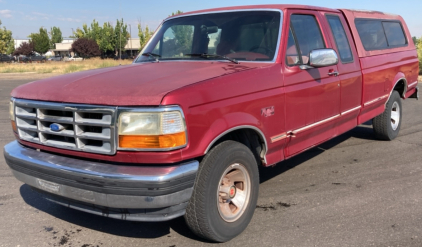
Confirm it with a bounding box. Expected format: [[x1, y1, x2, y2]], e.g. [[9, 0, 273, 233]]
[[373, 90, 402, 140], [184, 140, 259, 242]]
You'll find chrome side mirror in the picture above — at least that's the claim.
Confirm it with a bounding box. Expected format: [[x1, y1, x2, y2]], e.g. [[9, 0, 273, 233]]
[[300, 49, 339, 70]]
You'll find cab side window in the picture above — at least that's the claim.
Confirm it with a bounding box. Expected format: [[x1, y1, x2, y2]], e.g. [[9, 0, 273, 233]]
[[286, 14, 326, 66], [326, 15, 353, 63]]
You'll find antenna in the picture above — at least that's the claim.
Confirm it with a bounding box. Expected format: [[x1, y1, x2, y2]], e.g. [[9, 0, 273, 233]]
[[119, 0, 122, 61]]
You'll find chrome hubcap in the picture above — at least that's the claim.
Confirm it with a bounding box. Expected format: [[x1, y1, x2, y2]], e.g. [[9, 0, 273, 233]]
[[391, 101, 400, 131], [217, 163, 251, 222]]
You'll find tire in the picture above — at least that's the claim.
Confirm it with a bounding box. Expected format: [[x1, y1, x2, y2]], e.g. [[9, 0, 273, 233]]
[[373, 90, 402, 140], [184, 140, 259, 242]]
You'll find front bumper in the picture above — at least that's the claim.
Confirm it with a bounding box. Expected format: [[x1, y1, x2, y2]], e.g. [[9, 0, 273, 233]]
[[4, 141, 199, 221]]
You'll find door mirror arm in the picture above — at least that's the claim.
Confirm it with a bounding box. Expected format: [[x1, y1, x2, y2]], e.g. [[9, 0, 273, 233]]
[[299, 65, 314, 70]]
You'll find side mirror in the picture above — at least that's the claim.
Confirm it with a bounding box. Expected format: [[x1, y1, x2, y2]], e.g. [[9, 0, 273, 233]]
[[300, 48, 338, 70]]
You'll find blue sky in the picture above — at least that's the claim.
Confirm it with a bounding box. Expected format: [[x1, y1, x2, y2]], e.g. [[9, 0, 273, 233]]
[[1, 0, 421, 39]]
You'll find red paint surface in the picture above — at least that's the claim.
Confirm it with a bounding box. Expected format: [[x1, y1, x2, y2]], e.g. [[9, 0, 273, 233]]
[[12, 5, 419, 165], [11, 62, 255, 106]]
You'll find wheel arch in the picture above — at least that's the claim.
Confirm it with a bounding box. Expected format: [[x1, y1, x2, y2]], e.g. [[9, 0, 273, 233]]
[[204, 125, 268, 166], [392, 75, 407, 98], [386, 75, 407, 106]]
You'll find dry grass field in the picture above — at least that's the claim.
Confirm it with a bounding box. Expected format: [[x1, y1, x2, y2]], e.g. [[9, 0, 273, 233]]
[[419, 75, 422, 82], [0, 58, 133, 75]]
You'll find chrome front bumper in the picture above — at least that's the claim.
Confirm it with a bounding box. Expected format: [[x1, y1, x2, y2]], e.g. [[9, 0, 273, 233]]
[[4, 141, 199, 221]]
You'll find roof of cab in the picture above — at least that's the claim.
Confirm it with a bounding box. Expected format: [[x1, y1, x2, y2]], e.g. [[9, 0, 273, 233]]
[[340, 9, 402, 20], [164, 4, 340, 20]]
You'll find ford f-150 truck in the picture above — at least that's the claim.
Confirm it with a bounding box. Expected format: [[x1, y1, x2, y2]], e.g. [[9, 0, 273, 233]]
[[4, 4, 419, 243]]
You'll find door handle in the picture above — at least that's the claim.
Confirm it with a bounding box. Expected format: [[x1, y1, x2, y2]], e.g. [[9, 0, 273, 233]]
[[328, 71, 340, 77]]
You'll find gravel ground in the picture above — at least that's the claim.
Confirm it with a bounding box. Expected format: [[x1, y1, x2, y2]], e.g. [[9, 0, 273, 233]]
[[0, 76, 421, 247]]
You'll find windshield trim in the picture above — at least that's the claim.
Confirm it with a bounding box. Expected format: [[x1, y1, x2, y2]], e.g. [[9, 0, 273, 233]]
[[134, 9, 284, 64]]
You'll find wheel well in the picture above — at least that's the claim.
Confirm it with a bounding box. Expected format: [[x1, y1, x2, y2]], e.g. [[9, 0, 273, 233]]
[[393, 79, 406, 98], [208, 128, 265, 166]]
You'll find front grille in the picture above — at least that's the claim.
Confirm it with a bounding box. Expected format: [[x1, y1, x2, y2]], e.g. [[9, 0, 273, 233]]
[[14, 99, 117, 155]]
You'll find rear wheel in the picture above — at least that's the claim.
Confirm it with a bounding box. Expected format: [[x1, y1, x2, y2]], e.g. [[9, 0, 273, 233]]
[[184, 141, 259, 242], [373, 90, 402, 140]]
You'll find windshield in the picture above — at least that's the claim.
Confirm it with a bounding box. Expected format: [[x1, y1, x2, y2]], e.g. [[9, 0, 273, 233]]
[[135, 11, 281, 63]]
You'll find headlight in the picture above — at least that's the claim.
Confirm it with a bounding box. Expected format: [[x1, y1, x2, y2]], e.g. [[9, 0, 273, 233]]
[[118, 110, 187, 150], [9, 99, 17, 133]]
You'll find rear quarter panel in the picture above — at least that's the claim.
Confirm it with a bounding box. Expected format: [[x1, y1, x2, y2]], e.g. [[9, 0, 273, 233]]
[[340, 9, 419, 124]]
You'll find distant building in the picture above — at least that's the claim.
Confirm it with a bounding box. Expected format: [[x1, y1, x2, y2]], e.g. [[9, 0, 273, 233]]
[[14, 39, 30, 49], [52, 39, 74, 57], [125, 38, 141, 56]]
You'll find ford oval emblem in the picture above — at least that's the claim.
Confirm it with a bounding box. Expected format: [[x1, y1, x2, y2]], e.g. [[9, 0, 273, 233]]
[[50, 123, 65, 132]]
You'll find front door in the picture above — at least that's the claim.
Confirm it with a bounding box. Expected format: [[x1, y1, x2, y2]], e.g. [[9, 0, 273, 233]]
[[282, 10, 341, 157]]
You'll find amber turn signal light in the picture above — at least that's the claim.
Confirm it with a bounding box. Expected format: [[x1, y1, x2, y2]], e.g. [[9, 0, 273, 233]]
[[119, 132, 187, 149], [11, 120, 17, 133]]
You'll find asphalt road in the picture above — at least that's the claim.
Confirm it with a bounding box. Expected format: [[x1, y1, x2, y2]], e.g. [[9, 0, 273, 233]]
[[0, 77, 421, 247]]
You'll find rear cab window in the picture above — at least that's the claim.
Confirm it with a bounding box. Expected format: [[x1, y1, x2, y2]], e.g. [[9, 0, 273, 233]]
[[382, 22, 407, 46], [355, 19, 408, 51]]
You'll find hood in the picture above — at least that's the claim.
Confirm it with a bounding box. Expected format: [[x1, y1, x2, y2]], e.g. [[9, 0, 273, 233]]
[[11, 62, 257, 106]]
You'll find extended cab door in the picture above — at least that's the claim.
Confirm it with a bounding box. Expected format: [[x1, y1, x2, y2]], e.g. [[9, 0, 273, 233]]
[[282, 10, 341, 157], [322, 12, 363, 133]]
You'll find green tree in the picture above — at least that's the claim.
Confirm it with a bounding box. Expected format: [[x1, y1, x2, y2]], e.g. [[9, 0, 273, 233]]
[[50, 26, 63, 49], [417, 37, 422, 75], [0, 19, 14, 54], [29, 28, 50, 54], [6, 38, 14, 54], [98, 22, 115, 55], [72, 20, 101, 41], [170, 10, 184, 16], [114, 18, 129, 55], [72, 26, 86, 39], [138, 23, 153, 50], [72, 19, 131, 56]]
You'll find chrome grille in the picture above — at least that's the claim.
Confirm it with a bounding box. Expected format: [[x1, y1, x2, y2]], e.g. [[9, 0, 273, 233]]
[[14, 99, 117, 155]]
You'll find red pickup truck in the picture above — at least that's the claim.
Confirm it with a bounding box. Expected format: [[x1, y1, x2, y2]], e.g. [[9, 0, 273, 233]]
[[4, 4, 419, 243]]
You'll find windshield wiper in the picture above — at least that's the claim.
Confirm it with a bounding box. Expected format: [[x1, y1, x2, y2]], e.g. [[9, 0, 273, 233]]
[[142, 52, 161, 62], [185, 53, 239, 64]]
